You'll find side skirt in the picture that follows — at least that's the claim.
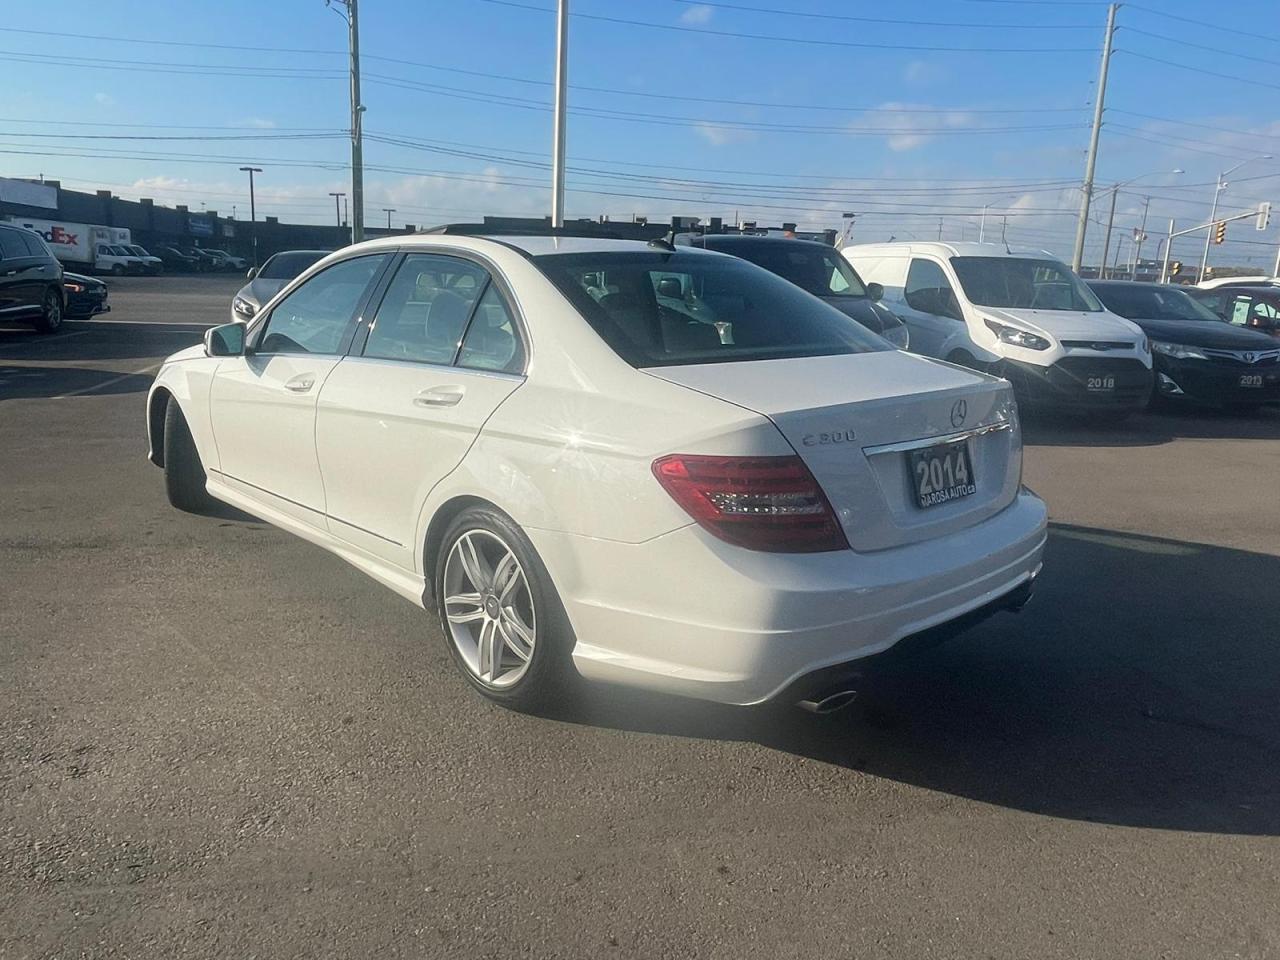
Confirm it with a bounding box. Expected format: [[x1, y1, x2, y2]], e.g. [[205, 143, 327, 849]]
[[206, 474, 428, 610]]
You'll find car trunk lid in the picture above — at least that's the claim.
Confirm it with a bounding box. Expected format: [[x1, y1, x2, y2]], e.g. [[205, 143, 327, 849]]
[[646, 351, 1022, 552]]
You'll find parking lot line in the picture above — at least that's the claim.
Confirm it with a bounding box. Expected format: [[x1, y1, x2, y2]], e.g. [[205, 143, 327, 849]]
[[50, 362, 162, 400]]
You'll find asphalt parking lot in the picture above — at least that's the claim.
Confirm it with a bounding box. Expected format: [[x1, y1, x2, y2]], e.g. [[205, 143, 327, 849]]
[[2, 275, 1278, 959]]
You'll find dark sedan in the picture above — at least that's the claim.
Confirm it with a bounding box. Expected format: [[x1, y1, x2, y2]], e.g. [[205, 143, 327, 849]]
[[1089, 280, 1279, 410], [62, 272, 109, 319], [1185, 285, 1280, 339], [680, 234, 910, 349]]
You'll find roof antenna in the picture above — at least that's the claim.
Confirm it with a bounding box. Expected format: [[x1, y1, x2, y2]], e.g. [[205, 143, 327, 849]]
[[648, 230, 676, 253]]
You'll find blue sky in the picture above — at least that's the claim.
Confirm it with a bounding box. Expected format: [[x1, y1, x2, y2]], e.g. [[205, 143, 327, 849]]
[[5, 0, 1280, 268]]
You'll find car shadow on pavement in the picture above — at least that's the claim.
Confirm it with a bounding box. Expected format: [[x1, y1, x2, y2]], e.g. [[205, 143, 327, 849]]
[[548, 523, 1280, 836], [0, 322, 205, 363], [0, 365, 154, 402], [1022, 405, 1280, 448]]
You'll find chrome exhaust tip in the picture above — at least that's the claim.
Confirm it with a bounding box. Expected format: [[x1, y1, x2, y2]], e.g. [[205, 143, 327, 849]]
[[797, 688, 858, 715]]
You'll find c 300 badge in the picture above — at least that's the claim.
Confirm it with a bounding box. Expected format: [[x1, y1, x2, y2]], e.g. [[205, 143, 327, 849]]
[[802, 429, 856, 446]]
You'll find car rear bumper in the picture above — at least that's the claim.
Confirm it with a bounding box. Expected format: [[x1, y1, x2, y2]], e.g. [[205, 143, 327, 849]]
[[1155, 356, 1280, 403], [999, 356, 1153, 410], [529, 489, 1048, 706]]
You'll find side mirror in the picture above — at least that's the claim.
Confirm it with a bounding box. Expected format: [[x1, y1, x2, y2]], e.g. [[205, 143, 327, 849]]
[[246, 267, 257, 280], [204, 322, 246, 357], [866, 281, 884, 302]]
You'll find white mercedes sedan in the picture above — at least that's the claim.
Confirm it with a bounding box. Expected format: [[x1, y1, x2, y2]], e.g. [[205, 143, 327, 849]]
[[146, 231, 1047, 712]]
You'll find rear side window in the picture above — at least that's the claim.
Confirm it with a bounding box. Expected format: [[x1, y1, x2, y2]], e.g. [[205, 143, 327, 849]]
[[457, 285, 524, 373], [0, 228, 26, 260], [534, 251, 887, 368], [364, 254, 489, 365]]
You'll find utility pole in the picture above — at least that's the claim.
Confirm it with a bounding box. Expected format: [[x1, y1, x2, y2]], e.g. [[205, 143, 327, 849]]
[[937, 217, 944, 240], [383, 207, 395, 230], [1072, 2, 1118, 273], [1161, 219, 1175, 284], [1132, 195, 1151, 279], [343, 195, 349, 227], [550, 0, 569, 227], [327, 0, 365, 243], [979, 204, 988, 243], [1100, 184, 1119, 278], [239, 166, 262, 269], [329, 191, 345, 229]]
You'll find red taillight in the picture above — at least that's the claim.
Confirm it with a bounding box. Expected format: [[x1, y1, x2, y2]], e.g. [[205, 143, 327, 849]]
[[652, 454, 849, 553]]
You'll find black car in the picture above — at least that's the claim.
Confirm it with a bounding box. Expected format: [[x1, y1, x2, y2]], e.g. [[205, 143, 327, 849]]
[[1089, 280, 1280, 409], [63, 271, 109, 319], [154, 245, 203, 272], [679, 234, 910, 349], [1184, 285, 1280, 339], [0, 222, 65, 333]]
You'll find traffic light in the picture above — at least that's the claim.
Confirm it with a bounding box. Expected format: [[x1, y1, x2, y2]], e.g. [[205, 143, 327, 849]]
[[1169, 261, 1183, 277], [1214, 220, 1227, 245]]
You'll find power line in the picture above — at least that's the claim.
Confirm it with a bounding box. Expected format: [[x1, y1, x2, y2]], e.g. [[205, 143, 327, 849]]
[[659, 0, 1097, 28], [1123, 26, 1280, 67], [1109, 110, 1280, 143], [1126, 3, 1280, 45], [0, 25, 343, 56], [365, 73, 1088, 137], [1116, 49, 1280, 92], [470, 0, 1098, 52]]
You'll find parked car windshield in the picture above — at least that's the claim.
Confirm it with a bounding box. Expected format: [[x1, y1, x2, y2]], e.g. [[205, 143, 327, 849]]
[[109, 245, 132, 256], [128, 245, 150, 257], [713, 241, 867, 298], [259, 251, 327, 280], [534, 250, 890, 368], [951, 256, 1104, 312], [1092, 284, 1222, 322]]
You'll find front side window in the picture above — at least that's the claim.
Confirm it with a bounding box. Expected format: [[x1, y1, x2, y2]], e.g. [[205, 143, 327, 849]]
[[258, 254, 387, 355], [363, 254, 489, 365], [951, 256, 1103, 312], [535, 251, 888, 368], [905, 258, 960, 317]]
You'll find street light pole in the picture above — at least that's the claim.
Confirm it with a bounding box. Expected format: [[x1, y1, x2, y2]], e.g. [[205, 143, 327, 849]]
[[238, 166, 262, 269], [327, 0, 365, 244], [329, 191, 345, 229], [1199, 155, 1273, 282], [1100, 185, 1119, 278], [1072, 2, 1118, 273], [979, 204, 988, 243], [550, 0, 569, 228]]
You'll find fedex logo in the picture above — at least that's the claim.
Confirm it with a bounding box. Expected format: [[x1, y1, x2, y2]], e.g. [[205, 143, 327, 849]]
[[38, 226, 79, 247]]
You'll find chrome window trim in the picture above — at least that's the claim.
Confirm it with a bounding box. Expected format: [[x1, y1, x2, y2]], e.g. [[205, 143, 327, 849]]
[[863, 420, 1014, 455]]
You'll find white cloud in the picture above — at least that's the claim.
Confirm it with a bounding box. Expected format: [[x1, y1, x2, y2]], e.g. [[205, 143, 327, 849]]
[[679, 4, 714, 24], [694, 122, 758, 147], [243, 117, 278, 129], [866, 102, 978, 152], [93, 92, 115, 107]]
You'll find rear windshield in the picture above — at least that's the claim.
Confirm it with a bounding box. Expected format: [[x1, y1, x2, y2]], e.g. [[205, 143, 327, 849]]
[[534, 251, 890, 368], [260, 251, 327, 280], [712, 241, 867, 298], [1091, 284, 1222, 322], [952, 256, 1103, 312]]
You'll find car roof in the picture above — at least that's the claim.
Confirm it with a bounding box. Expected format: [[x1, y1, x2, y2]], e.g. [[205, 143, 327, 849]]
[[842, 240, 1058, 260], [1211, 285, 1280, 296], [338, 233, 720, 259], [1088, 280, 1168, 290], [693, 234, 830, 250]]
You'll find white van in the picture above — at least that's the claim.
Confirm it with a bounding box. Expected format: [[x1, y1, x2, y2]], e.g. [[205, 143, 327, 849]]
[[843, 242, 1154, 413]]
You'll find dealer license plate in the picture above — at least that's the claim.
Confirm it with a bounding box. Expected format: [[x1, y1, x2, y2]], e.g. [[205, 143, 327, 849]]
[[909, 440, 976, 510]]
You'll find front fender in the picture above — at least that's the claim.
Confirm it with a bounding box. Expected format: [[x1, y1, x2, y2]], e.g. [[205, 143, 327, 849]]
[[146, 356, 221, 469]]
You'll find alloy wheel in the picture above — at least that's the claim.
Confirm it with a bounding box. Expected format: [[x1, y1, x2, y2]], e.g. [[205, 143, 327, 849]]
[[442, 529, 537, 689]]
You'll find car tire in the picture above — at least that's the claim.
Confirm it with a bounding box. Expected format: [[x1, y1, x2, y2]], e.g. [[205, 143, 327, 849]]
[[110, 263, 125, 277], [434, 506, 576, 711], [34, 289, 63, 334], [163, 398, 215, 513]]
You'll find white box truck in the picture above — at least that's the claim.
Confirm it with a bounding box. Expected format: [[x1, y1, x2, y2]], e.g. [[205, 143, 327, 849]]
[[3, 217, 138, 275]]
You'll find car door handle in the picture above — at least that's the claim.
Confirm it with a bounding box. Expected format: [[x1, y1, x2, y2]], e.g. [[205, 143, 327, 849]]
[[284, 375, 316, 393], [2, 269, 16, 276], [414, 385, 465, 407]]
